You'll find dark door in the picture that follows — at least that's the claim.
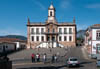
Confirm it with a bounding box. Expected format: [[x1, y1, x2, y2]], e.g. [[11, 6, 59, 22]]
[[3, 45, 5, 52], [47, 36, 50, 41], [52, 37, 55, 41]]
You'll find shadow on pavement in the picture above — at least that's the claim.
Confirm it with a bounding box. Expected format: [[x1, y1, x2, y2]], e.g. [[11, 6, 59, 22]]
[[16, 65, 67, 69], [80, 61, 93, 64], [16, 64, 84, 69]]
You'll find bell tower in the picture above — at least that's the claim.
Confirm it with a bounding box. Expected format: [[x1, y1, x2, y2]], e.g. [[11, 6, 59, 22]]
[[47, 2, 56, 23]]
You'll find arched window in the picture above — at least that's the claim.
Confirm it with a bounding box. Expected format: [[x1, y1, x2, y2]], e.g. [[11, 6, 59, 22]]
[[50, 11, 52, 16]]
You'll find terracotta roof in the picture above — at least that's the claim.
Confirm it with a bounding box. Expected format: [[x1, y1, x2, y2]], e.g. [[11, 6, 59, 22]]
[[0, 42, 16, 44], [92, 24, 100, 27], [0, 38, 25, 43]]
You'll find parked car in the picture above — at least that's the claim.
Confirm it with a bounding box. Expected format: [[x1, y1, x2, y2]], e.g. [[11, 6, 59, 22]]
[[66, 57, 79, 67], [90, 54, 97, 59], [96, 59, 100, 67]]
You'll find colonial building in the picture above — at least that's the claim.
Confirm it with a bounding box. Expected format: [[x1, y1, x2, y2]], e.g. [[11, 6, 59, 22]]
[[27, 3, 76, 49], [85, 24, 100, 56], [0, 38, 26, 53]]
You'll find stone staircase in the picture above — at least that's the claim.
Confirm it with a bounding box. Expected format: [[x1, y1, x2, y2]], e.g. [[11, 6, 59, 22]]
[[36, 42, 64, 48]]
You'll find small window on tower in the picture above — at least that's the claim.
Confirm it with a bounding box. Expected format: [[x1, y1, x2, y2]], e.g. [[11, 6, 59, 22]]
[[48, 29, 50, 33], [53, 29, 55, 33], [50, 11, 52, 16]]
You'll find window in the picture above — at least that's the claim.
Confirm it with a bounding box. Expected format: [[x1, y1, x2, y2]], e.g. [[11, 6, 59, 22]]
[[37, 36, 39, 41], [97, 32, 100, 40], [31, 28, 34, 34], [50, 11, 52, 16], [32, 36, 34, 41], [64, 28, 67, 34], [36, 28, 39, 34], [59, 28, 62, 34], [64, 36, 67, 41], [53, 29, 55, 33], [69, 36, 72, 41], [59, 36, 62, 41], [97, 44, 100, 54], [69, 28, 72, 34], [48, 29, 50, 33], [41, 28, 44, 34], [42, 36, 44, 41]]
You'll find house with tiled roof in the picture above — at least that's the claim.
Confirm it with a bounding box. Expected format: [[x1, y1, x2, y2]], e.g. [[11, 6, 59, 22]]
[[85, 24, 100, 58], [0, 38, 26, 53]]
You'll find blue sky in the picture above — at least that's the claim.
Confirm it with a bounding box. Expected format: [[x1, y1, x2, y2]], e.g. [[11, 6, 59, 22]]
[[0, 0, 100, 36]]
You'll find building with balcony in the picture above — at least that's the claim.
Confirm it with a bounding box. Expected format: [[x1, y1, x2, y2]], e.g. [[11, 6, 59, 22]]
[[85, 24, 100, 55], [27, 3, 76, 49]]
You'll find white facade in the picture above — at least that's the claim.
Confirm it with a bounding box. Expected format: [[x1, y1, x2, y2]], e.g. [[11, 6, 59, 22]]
[[85, 26, 100, 55], [91, 29, 100, 54], [30, 27, 46, 42], [0, 43, 15, 53], [27, 2, 76, 49], [30, 27, 74, 42], [58, 26, 74, 42]]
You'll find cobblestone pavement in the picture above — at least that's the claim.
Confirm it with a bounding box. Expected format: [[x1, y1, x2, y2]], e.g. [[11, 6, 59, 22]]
[[8, 46, 97, 69]]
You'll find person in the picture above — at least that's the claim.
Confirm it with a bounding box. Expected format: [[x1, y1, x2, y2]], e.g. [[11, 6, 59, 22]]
[[38, 53, 40, 62], [36, 53, 40, 62], [3, 54, 9, 62], [51, 54, 54, 63], [54, 54, 57, 63], [43, 53, 47, 63], [31, 53, 35, 63]]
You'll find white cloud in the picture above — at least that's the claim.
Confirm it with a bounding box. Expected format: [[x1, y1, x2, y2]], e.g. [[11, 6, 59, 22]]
[[32, 0, 46, 10], [60, 0, 70, 9], [86, 3, 100, 9]]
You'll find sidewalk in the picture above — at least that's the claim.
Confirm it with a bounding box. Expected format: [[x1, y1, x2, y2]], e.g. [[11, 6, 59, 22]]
[[82, 46, 96, 61], [81, 46, 90, 60]]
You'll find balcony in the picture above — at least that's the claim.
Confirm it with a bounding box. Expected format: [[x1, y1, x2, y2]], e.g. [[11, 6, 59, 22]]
[[97, 37, 100, 40], [44, 32, 59, 35]]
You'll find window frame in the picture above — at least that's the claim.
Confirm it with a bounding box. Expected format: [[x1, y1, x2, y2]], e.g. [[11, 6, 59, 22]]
[[64, 28, 67, 34], [31, 36, 34, 41], [69, 28, 72, 34], [37, 36, 39, 41], [59, 36, 62, 41], [59, 28, 62, 34], [96, 31, 100, 40], [41, 36, 44, 41], [69, 36, 72, 41]]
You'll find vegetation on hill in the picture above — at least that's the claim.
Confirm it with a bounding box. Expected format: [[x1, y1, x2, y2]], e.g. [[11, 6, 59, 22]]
[[0, 35, 27, 40]]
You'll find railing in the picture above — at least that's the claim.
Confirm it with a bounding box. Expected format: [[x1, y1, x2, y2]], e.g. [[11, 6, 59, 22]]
[[30, 32, 73, 34]]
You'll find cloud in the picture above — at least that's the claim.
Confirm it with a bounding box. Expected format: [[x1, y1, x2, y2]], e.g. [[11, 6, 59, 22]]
[[86, 3, 100, 9], [32, 0, 46, 10], [60, 0, 70, 9]]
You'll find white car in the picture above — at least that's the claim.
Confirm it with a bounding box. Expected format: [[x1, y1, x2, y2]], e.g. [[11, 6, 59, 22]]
[[66, 57, 80, 67]]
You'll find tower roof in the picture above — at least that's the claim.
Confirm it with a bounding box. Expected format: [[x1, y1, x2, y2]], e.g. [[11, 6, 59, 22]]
[[49, 2, 54, 9]]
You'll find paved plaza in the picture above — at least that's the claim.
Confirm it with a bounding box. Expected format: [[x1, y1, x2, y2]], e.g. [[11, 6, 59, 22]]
[[7, 46, 97, 69]]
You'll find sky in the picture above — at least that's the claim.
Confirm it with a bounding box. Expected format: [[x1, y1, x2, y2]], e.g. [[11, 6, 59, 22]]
[[0, 0, 100, 36]]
